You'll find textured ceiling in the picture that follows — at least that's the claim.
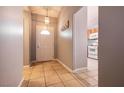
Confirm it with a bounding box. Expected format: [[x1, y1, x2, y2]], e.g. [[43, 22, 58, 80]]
[[30, 6, 63, 18]]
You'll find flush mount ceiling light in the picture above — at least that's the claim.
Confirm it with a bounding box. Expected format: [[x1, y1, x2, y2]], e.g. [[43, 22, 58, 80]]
[[40, 29, 50, 35]]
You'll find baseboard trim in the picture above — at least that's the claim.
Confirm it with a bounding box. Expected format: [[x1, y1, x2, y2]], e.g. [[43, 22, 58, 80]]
[[56, 59, 87, 73], [73, 67, 87, 73], [56, 59, 73, 73], [32, 59, 55, 63], [31, 60, 37, 63], [18, 78, 24, 87]]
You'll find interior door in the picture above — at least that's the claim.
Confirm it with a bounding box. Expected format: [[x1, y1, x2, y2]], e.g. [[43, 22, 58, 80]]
[[36, 24, 54, 62]]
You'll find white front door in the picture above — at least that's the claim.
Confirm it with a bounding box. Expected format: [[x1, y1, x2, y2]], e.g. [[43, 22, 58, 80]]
[[36, 25, 54, 61]]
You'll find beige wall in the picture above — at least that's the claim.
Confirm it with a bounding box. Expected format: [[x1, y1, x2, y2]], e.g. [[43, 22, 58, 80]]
[[0, 7, 23, 86], [23, 8, 31, 66], [57, 6, 81, 70]]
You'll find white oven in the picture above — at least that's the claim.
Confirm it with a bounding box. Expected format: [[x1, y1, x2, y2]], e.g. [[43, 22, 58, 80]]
[[88, 45, 98, 59]]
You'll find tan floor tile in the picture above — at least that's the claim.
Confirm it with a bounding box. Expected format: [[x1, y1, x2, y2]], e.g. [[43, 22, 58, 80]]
[[85, 78, 97, 86], [43, 62, 52, 65], [23, 71, 31, 74], [45, 75, 61, 86], [31, 67, 42, 71], [59, 73, 75, 81], [55, 69, 69, 75], [47, 82, 64, 87], [23, 73, 31, 80], [21, 80, 29, 87], [44, 67, 53, 70], [84, 71, 98, 77], [64, 79, 83, 87], [53, 66, 65, 70], [44, 67, 53, 71], [28, 78, 45, 87], [45, 70, 56, 75], [30, 72, 42, 80], [32, 70, 42, 73], [94, 76, 98, 81], [23, 67, 32, 76], [77, 79, 90, 87], [32, 69, 42, 73], [39, 72, 45, 78], [78, 73, 89, 79]]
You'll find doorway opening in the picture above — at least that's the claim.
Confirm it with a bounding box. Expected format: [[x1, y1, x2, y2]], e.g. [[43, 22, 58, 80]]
[[73, 6, 98, 87], [30, 10, 58, 64]]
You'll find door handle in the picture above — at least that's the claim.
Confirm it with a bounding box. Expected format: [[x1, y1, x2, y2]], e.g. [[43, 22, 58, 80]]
[[37, 45, 39, 48], [37, 43, 40, 48]]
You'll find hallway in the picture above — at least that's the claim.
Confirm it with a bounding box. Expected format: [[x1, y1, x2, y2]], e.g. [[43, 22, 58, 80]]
[[22, 60, 85, 87], [0, 6, 99, 87]]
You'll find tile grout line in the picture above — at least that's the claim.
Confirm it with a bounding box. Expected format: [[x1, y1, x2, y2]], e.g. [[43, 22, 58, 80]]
[[52, 62, 87, 87], [70, 72, 88, 86], [76, 72, 98, 86], [74, 73, 90, 86], [51, 65, 66, 87], [42, 63, 47, 87], [27, 67, 33, 87], [74, 71, 98, 86], [56, 60, 88, 86], [55, 61, 87, 87]]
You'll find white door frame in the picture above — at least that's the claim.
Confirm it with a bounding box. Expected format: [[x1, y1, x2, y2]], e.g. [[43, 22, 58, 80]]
[[73, 7, 88, 72]]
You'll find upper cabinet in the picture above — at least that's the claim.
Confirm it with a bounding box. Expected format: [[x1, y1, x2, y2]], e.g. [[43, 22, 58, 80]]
[[87, 6, 98, 40]]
